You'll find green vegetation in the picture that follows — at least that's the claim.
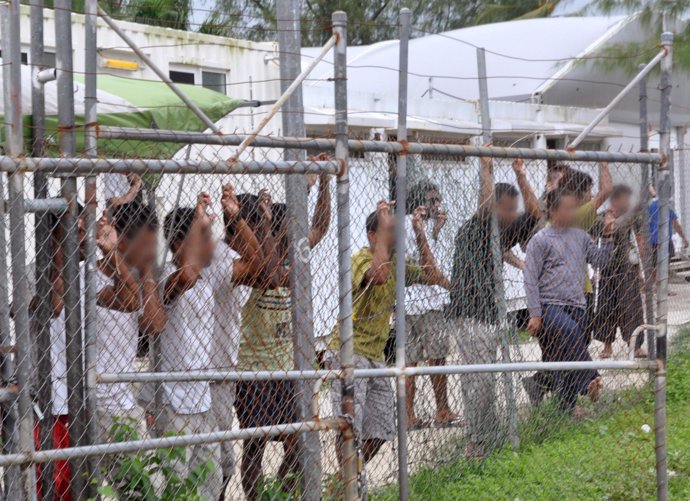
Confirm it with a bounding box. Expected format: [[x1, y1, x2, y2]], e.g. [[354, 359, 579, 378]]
[[374, 330, 690, 500]]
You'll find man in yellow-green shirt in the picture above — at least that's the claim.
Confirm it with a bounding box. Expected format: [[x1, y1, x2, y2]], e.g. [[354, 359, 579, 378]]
[[329, 200, 448, 465]]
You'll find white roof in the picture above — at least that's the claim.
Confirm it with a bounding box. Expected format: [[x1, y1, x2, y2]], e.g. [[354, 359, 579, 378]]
[[303, 16, 630, 102]]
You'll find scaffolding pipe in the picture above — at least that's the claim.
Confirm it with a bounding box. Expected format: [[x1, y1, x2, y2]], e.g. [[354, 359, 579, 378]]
[[97, 359, 657, 384], [568, 48, 666, 149], [0, 157, 340, 175], [0, 419, 346, 468], [231, 35, 336, 161], [97, 127, 664, 164]]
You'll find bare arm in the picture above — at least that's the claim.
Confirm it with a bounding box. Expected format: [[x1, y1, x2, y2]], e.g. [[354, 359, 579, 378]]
[[139, 267, 167, 335], [364, 201, 393, 286], [512, 159, 541, 219], [412, 206, 450, 288], [524, 236, 545, 319], [672, 219, 689, 248], [163, 193, 209, 304], [96, 217, 141, 313], [503, 250, 525, 270], [593, 161, 613, 209], [107, 174, 142, 208], [309, 172, 332, 248]]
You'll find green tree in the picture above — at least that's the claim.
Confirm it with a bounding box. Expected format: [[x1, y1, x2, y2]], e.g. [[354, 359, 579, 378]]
[[199, 0, 488, 45], [591, 1, 690, 73], [467, 0, 560, 26]]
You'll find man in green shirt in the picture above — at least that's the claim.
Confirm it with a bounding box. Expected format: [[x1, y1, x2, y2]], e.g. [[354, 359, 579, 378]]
[[329, 200, 448, 465]]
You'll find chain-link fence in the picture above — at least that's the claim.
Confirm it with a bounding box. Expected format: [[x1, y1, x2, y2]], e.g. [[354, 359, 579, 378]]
[[0, 4, 679, 501]]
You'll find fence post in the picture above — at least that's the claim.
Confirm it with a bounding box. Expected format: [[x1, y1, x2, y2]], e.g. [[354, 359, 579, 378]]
[[654, 30, 672, 501], [476, 47, 519, 451], [1, 1, 38, 498], [637, 64, 656, 362], [30, 1, 57, 498], [54, 1, 88, 498], [276, 1, 322, 498], [394, 8, 412, 501], [332, 11, 358, 501], [83, 0, 101, 497]]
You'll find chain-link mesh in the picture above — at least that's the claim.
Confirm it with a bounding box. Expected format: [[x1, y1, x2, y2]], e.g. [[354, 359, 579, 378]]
[[0, 139, 671, 500]]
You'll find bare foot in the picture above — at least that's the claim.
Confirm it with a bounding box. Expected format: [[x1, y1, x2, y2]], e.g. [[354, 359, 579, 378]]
[[600, 344, 613, 359], [634, 348, 648, 359], [573, 406, 593, 420], [588, 376, 603, 403], [464, 441, 485, 460], [434, 408, 462, 426], [407, 415, 423, 429]]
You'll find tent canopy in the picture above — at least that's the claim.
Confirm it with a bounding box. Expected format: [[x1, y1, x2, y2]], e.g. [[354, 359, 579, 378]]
[[0, 64, 241, 158]]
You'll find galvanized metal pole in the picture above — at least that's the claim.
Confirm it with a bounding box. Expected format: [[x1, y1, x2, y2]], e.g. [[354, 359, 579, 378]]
[[55, 1, 88, 498], [568, 48, 666, 150], [276, 1, 322, 498], [1, 2, 32, 498], [637, 65, 656, 361], [654, 31, 672, 501], [30, 0, 56, 498], [332, 11, 357, 501], [83, 1, 101, 497], [477, 47, 519, 451], [394, 9, 411, 501]]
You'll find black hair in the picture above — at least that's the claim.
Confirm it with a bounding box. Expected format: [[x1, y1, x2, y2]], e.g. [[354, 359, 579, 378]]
[[406, 180, 440, 214], [494, 182, 519, 201], [224, 193, 261, 240], [112, 201, 158, 240], [547, 163, 571, 179], [611, 184, 633, 200], [46, 200, 86, 235], [272, 202, 287, 236], [365, 210, 379, 234], [546, 188, 578, 213], [164, 207, 195, 251], [560, 169, 593, 198]]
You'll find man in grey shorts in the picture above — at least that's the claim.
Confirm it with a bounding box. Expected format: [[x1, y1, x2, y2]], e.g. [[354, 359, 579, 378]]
[[404, 181, 457, 427], [328, 201, 448, 464]]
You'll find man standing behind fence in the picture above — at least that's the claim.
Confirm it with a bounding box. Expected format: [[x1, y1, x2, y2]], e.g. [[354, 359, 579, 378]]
[[160, 185, 259, 501], [403, 181, 458, 427], [328, 200, 448, 466], [93, 202, 164, 470], [447, 157, 540, 458]]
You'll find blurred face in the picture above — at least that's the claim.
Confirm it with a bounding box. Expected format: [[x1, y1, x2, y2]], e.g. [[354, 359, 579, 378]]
[[495, 193, 519, 227], [611, 193, 632, 217], [368, 215, 396, 253], [119, 227, 158, 271], [580, 187, 593, 204], [550, 194, 579, 227], [425, 189, 442, 219]]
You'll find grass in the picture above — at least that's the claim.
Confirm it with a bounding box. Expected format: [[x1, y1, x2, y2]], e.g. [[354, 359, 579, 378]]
[[373, 330, 690, 501]]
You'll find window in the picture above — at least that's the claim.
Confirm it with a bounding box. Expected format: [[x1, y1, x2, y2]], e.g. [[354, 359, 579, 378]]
[[44, 51, 56, 67], [202, 71, 226, 94], [0, 51, 28, 64], [169, 70, 195, 85]]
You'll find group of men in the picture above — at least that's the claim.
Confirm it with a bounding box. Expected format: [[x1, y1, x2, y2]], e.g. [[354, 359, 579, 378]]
[[26, 154, 683, 499]]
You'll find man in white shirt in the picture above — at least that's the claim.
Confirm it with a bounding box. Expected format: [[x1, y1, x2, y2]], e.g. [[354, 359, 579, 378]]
[[404, 181, 457, 427], [94, 202, 165, 450], [161, 185, 262, 501]]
